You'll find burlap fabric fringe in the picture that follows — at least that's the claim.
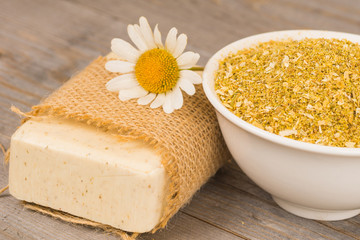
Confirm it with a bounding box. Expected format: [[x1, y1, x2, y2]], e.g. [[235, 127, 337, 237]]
[[13, 56, 230, 237], [24, 202, 139, 240]]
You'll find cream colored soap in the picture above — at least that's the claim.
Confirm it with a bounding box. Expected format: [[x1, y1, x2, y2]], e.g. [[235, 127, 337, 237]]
[[9, 118, 167, 233]]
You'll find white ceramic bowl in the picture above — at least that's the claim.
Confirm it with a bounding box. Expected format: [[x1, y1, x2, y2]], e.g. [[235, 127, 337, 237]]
[[203, 30, 360, 221]]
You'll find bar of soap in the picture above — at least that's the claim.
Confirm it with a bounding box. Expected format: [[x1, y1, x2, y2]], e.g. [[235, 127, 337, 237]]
[[9, 117, 168, 233]]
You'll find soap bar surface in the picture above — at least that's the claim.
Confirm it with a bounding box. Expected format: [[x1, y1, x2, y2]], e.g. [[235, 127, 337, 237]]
[[9, 118, 167, 233]]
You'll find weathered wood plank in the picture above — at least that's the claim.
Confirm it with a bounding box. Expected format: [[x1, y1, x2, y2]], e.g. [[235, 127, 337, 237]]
[[141, 212, 243, 240], [71, 0, 360, 61], [213, 163, 359, 240], [183, 179, 354, 240], [1, 0, 360, 239]]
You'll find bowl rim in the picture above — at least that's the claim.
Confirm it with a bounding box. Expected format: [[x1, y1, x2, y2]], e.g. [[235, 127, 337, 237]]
[[202, 29, 360, 156]]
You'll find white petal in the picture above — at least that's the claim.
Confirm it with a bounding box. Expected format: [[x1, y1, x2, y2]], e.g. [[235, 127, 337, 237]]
[[127, 25, 148, 52], [106, 74, 139, 92], [137, 93, 156, 105], [180, 70, 202, 84], [171, 86, 183, 110], [154, 24, 163, 48], [133, 24, 150, 50], [105, 60, 135, 73], [150, 93, 166, 108], [134, 24, 143, 38], [139, 16, 156, 49], [163, 92, 174, 114], [177, 51, 200, 69], [165, 27, 178, 54], [119, 86, 148, 101], [179, 78, 195, 95], [173, 34, 187, 58], [111, 38, 140, 63]]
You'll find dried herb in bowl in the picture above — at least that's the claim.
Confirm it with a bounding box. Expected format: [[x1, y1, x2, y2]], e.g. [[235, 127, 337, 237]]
[[215, 38, 360, 147]]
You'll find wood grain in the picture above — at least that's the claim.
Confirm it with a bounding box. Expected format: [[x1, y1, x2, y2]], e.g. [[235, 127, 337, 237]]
[[1, 0, 360, 239]]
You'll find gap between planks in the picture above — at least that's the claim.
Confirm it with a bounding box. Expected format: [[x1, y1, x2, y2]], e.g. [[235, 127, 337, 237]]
[[180, 211, 249, 240]]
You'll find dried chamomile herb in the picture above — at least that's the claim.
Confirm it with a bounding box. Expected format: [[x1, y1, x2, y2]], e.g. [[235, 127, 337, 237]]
[[215, 38, 360, 148]]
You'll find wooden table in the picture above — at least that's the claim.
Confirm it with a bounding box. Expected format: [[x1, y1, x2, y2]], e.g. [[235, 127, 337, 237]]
[[1, 0, 360, 239]]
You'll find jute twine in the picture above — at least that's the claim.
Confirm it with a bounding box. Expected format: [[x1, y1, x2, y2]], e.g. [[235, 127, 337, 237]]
[[6, 56, 231, 238], [1, 143, 9, 194]]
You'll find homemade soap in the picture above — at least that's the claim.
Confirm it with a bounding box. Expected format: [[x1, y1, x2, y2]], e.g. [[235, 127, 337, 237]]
[[9, 117, 167, 233]]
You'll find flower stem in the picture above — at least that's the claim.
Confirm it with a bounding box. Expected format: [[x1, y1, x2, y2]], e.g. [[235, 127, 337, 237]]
[[188, 66, 204, 71]]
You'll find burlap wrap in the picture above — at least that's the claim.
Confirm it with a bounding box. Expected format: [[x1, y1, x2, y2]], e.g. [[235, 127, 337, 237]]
[[27, 56, 230, 233]]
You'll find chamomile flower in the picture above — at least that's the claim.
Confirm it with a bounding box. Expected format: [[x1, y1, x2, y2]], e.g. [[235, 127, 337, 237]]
[[105, 16, 202, 113]]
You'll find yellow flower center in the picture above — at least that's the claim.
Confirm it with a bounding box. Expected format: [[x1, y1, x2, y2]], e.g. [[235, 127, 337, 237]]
[[135, 48, 179, 94]]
